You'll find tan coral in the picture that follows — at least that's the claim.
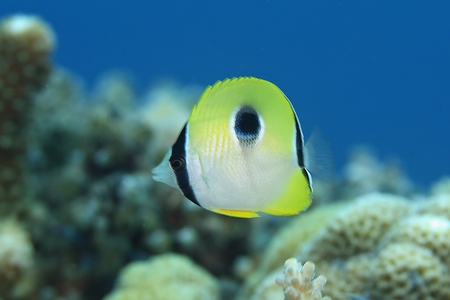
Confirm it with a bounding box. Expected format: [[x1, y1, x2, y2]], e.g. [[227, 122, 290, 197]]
[[260, 203, 348, 274], [251, 270, 285, 300], [315, 255, 372, 300], [0, 219, 35, 297], [0, 14, 54, 205], [298, 193, 411, 261], [430, 177, 450, 197], [239, 202, 346, 300], [140, 82, 199, 158], [243, 192, 450, 299], [416, 193, 450, 220], [103, 253, 220, 300], [243, 194, 412, 299], [370, 242, 450, 299], [384, 214, 450, 267]]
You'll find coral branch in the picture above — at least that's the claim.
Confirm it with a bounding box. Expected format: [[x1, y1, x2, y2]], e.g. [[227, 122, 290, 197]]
[[276, 258, 331, 300], [0, 15, 54, 206]]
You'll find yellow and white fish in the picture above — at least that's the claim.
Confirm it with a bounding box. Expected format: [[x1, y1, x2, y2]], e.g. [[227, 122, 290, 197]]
[[153, 77, 313, 218]]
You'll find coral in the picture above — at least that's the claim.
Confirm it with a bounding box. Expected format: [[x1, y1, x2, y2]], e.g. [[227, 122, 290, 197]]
[[0, 15, 54, 208], [298, 193, 411, 261], [417, 193, 450, 220], [243, 192, 450, 299], [430, 177, 450, 196], [371, 242, 450, 299], [0, 12, 447, 300], [0, 219, 35, 298], [8, 65, 251, 298], [384, 214, 450, 267], [249, 259, 331, 300], [251, 270, 285, 300], [140, 81, 200, 158], [276, 258, 331, 300], [239, 202, 346, 300], [261, 203, 347, 274], [103, 253, 220, 300], [342, 147, 413, 198], [314, 254, 372, 300]]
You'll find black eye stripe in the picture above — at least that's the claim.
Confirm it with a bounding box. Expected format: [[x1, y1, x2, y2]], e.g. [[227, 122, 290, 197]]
[[170, 124, 199, 206], [234, 105, 261, 144]]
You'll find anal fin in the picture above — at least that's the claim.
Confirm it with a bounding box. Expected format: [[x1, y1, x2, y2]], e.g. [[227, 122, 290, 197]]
[[210, 208, 260, 218]]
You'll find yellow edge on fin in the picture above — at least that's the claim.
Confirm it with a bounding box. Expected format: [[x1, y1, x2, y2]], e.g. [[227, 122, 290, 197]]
[[262, 169, 312, 216], [211, 208, 260, 218]]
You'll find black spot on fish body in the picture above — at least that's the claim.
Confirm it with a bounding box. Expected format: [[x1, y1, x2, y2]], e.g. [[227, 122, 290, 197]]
[[234, 105, 261, 145]]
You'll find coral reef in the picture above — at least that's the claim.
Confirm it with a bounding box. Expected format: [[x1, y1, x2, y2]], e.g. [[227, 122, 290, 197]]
[[239, 202, 347, 300], [0, 13, 253, 299], [1, 12, 449, 300], [104, 253, 220, 300], [243, 190, 450, 300]]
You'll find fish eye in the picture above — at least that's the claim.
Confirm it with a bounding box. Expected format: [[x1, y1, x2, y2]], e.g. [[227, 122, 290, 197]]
[[170, 157, 185, 171]]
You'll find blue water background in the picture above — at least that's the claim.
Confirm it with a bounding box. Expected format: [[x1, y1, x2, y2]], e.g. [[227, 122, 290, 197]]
[[2, 1, 449, 187]]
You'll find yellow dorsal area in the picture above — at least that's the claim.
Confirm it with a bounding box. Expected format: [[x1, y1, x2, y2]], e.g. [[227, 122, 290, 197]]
[[188, 77, 297, 156]]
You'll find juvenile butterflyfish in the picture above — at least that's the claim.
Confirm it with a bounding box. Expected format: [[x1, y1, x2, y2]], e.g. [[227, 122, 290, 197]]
[[152, 77, 314, 218]]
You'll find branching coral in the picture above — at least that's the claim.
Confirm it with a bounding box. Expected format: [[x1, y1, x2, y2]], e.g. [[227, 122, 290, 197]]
[[276, 258, 331, 300], [0, 14, 54, 208]]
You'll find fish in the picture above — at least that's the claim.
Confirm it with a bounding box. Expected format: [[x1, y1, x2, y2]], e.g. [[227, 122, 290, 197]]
[[152, 77, 313, 218]]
